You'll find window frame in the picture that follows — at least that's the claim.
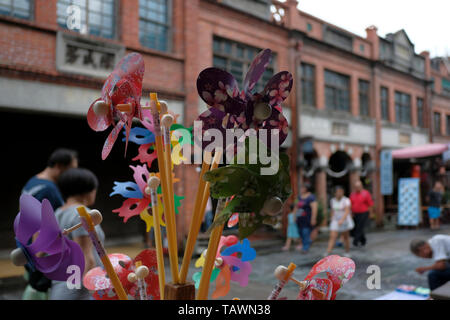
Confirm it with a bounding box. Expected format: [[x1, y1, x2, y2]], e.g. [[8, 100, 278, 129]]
[[394, 91, 411, 125], [358, 79, 370, 117], [300, 62, 315, 107], [212, 36, 276, 92], [57, 0, 117, 40], [139, 0, 172, 52], [416, 97, 424, 128], [446, 115, 450, 136], [434, 112, 442, 135], [0, 0, 33, 20], [380, 86, 389, 121], [324, 69, 350, 112]]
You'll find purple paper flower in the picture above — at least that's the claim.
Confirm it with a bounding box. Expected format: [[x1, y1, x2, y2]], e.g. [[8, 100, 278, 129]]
[[196, 49, 293, 150]]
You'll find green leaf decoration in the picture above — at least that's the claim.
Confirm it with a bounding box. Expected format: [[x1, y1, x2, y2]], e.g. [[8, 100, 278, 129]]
[[203, 137, 292, 239]]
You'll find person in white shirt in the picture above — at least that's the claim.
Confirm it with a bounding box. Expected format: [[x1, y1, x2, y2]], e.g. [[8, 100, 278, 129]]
[[325, 186, 354, 258], [410, 235, 450, 290]]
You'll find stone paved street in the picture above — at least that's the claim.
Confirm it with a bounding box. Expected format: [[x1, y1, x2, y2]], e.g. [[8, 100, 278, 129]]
[[1, 225, 449, 300]]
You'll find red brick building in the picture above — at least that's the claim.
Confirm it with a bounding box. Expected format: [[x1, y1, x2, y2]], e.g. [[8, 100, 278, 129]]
[[0, 0, 449, 248]]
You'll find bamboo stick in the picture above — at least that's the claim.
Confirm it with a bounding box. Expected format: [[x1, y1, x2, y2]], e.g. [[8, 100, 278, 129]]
[[145, 174, 166, 299], [179, 151, 222, 283], [196, 198, 228, 300], [149, 93, 180, 284]]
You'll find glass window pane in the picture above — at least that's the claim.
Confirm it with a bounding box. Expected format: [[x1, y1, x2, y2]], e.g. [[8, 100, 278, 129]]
[[89, 0, 101, 12]]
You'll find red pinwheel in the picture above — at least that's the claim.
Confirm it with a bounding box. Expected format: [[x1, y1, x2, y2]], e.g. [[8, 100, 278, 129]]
[[11, 194, 85, 281], [83, 249, 160, 300], [196, 48, 292, 150], [87, 52, 145, 160], [297, 255, 355, 300]]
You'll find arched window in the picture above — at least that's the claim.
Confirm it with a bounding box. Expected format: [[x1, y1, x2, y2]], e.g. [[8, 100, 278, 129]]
[[139, 0, 170, 52], [57, 0, 115, 39]]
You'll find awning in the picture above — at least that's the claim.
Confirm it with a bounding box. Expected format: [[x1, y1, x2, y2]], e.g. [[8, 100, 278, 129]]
[[391, 143, 449, 159]]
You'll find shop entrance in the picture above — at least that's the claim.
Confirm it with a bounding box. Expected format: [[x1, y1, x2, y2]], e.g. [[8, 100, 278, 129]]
[[327, 151, 352, 198]]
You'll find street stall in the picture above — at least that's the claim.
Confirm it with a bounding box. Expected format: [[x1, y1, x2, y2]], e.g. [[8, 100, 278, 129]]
[[383, 143, 450, 227]]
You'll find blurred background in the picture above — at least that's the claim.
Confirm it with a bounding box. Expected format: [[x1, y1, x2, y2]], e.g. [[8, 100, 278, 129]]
[[0, 0, 449, 251]]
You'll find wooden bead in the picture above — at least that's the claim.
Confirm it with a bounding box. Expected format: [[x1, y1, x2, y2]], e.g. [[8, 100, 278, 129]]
[[127, 273, 137, 283], [263, 197, 283, 216], [147, 176, 160, 190], [161, 114, 174, 128], [10, 248, 27, 266], [253, 102, 271, 121], [93, 100, 109, 116], [135, 266, 149, 279]]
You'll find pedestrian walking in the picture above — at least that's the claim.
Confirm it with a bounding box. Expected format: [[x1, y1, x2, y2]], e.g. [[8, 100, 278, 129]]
[[427, 181, 444, 230], [295, 184, 318, 254], [325, 186, 354, 257], [49, 168, 105, 300], [410, 235, 450, 290], [20, 148, 78, 300], [349, 181, 373, 247], [282, 204, 300, 251]]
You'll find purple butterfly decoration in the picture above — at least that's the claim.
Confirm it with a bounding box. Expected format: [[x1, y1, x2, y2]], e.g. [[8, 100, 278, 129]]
[[195, 48, 292, 150], [13, 194, 85, 281]]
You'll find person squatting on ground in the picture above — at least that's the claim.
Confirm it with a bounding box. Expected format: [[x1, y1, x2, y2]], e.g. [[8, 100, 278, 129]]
[[20, 148, 78, 300], [50, 168, 105, 300], [410, 234, 450, 290], [325, 186, 354, 258], [295, 184, 318, 254], [427, 181, 444, 230], [349, 181, 373, 247]]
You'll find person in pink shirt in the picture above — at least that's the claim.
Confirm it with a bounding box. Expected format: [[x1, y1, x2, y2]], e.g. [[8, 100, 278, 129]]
[[349, 181, 374, 248]]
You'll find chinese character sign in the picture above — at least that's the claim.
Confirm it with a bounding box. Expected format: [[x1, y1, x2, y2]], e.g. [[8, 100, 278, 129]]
[[380, 150, 393, 195]]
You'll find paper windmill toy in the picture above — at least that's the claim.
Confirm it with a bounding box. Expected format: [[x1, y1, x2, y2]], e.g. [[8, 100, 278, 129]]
[[297, 255, 355, 300], [83, 249, 160, 300], [87, 52, 145, 160], [204, 138, 291, 239], [110, 164, 184, 231], [195, 48, 292, 151], [192, 235, 256, 299], [11, 194, 85, 281], [122, 107, 193, 167]]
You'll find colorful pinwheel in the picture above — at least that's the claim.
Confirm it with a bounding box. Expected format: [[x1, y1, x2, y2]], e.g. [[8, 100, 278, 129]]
[[195, 48, 292, 150], [110, 164, 184, 231], [122, 107, 193, 167], [297, 255, 355, 300], [83, 249, 160, 300], [192, 235, 256, 299], [12, 194, 85, 281], [87, 52, 145, 160]]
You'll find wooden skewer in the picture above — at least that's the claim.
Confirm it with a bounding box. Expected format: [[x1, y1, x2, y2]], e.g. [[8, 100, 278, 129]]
[[267, 262, 296, 300], [92, 101, 132, 115], [76, 206, 128, 300], [274, 265, 308, 289], [62, 209, 102, 235], [116, 103, 132, 113], [127, 262, 150, 300], [161, 113, 177, 266], [179, 151, 221, 283], [145, 174, 166, 299], [149, 92, 180, 284], [196, 197, 228, 300]]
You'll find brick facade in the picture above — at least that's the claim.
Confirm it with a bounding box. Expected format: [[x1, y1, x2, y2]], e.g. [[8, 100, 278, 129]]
[[0, 0, 449, 246]]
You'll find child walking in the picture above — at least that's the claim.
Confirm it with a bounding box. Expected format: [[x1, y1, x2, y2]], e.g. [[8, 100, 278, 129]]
[[282, 204, 300, 251]]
